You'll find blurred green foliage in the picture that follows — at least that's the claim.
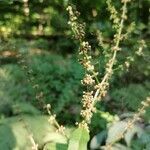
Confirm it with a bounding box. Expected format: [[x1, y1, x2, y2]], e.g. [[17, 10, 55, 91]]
[[0, 52, 84, 124], [0, 0, 149, 56]]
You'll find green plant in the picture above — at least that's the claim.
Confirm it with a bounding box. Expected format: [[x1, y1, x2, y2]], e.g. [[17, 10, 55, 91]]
[[65, 1, 149, 149], [0, 0, 149, 150]]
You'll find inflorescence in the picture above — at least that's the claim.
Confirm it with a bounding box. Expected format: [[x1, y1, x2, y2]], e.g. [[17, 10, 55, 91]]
[[67, 0, 132, 132]]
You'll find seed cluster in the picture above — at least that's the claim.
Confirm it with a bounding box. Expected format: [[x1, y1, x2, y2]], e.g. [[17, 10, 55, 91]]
[[106, 0, 120, 29], [66, 6, 85, 40], [80, 91, 96, 122], [81, 74, 95, 85], [67, 6, 99, 130], [67, 0, 132, 132]]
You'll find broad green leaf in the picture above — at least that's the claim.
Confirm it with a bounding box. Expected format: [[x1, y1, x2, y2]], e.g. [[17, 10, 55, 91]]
[[125, 124, 144, 146], [90, 130, 107, 149], [44, 142, 68, 150], [0, 115, 67, 150], [0, 124, 16, 150], [68, 127, 89, 150], [140, 132, 150, 144], [106, 121, 127, 144]]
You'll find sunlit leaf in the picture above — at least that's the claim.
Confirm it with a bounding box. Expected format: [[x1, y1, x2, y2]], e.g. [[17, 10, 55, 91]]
[[0, 115, 67, 149], [106, 121, 127, 144], [68, 127, 89, 150]]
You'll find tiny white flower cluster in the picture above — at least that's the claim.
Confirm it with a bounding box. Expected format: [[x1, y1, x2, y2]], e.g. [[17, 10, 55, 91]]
[[82, 59, 95, 72], [66, 6, 85, 40], [66, 6, 77, 22], [56, 125, 66, 134], [76, 121, 89, 131], [81, 74, 95, 85], [95, 82, 109, 99], [80, 91, 96, 122], [48, 115, 56, 124], [79, 41, 91, 54], [136, 40, 146, 56], [106, 0, 120, 29]]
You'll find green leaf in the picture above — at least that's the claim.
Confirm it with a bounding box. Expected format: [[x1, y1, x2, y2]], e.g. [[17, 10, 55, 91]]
[[106, 121, 127, 144], [44, 142, 68, 150], [0, 124, 16, 150], [90, 130, 107, 149], [68, 127, 89, 150], [0, 115, 67, 149], [124, 124, 143, 146]]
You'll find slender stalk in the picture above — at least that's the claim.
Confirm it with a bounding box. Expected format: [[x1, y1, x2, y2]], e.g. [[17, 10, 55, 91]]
[[93, 1, 127, 104]]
